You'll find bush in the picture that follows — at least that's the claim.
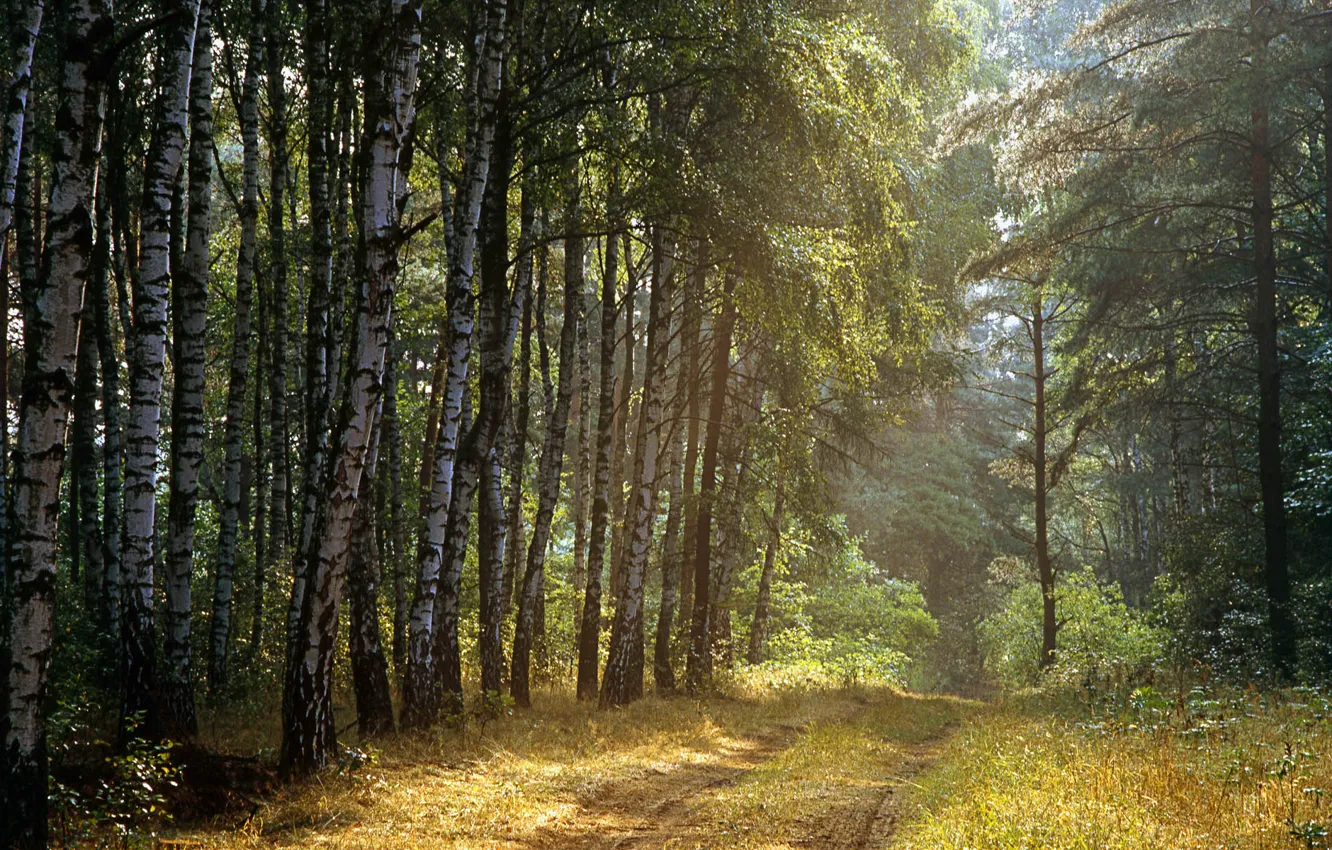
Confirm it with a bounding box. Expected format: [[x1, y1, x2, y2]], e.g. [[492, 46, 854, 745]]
[[978, 567, 1163, 687]]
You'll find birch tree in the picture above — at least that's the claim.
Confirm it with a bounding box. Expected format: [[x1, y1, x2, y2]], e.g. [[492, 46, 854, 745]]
[[2, 0, 111, 840]]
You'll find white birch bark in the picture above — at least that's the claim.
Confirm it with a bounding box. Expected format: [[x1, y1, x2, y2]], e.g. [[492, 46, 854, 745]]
[[402, 0, 506, 726], [121, 0, 202, 739], [210, 0, 264, 692], [0, 0, 42, 243], [3, 0, 109, 840], [163, 0, 214, 740], [280, 0, 422, 776]]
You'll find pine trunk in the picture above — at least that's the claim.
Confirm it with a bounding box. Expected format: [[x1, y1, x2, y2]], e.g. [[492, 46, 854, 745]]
[[674, 244, 704, 650], [1032, 299, 1056, 669], [163, 0, 215, 740], [92, 149, 120, 656], [1249, 1, 1294, 678], [747, 483, 784, 665]]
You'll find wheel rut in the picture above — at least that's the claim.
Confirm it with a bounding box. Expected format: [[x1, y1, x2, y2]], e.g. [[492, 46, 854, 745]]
[[521, 715, 959, 850]]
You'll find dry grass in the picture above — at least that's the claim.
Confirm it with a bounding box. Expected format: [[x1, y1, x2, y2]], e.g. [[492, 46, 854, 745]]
[[173, 683, 962, 849], [894, 687, 1332, 850]]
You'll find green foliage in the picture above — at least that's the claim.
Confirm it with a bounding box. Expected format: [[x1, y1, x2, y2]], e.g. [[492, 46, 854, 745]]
[[979, 567, 1162, 687]]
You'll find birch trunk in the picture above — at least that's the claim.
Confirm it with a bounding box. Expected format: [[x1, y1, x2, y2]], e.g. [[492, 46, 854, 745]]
[[299, 0, 334, 565], [511, 173, 581, 708], [474, 95, 520, 700], [348, 405, 394, 737], [652, 298, 687, 691], [384, 346, 409, 672], [73, 273, 103, 620], [280, 0, 421, 778], [575, 182, 620, 701], [402, 0, 506, 726], [122, 0, 201, 741], [685, 273, 736, 694], [3, 0, 108, 840], [430, 387, 473, 716], [0, 0, 42, 244], [92, 150, 120, 653], [501, 210, 535, 620], [163, 0, 215, 740], [210, 0, 263, 691], [674, 243, 705, 646], [601, 225, 674, 708]]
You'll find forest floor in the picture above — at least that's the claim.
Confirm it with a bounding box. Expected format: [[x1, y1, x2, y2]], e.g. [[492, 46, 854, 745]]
[[162, 685, 977, 850], [154, 681, 1332, 850]]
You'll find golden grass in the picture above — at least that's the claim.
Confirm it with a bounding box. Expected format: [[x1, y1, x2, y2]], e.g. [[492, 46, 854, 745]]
[[894, 688, 1332, 850], [174, 683, 958, 849]]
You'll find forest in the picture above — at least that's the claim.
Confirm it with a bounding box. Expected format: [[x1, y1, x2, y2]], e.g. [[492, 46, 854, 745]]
[[0, 0, 1330, 847]]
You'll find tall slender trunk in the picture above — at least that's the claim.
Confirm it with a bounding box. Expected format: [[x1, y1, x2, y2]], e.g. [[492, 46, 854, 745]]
[[575, 192, 619, 700], [1249, 0, 1294, 678], [249, 249, 268, 659], [685, 272, 737, 695], [430, 388, 473, 716], [708, 423, 751, 668], [674, 244, 704, 650], [502, 209, 536, 620], [92, 146, 120, 656], [653, 293, 688, 690], [122, 0, 202, 741], [1032, 297, 1055, 669], [73, 273, 103, 619], [267, 0, 295, 660], [384, 345, 409, 673], [601, 223, 675, 708], [349, 405, 394, 737], [608, 241, 637, 605], [474, 101, 521, 700], [280, 0, 422, 778], [299, 0, 334, 564], [511, 170, 581, 708], [211, 0, 263, 691], [402, 0, 506, 726], [0, 0, 42, 244], [747, 482, 784, 665], [571, 269, 592, 622], [163, 0, 215, 740], [2, 0, 109, 841]]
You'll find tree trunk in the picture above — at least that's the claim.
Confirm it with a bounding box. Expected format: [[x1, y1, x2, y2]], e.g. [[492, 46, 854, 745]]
[[710, 416, 754, 672], [402, 0, 506, 726], [608, 239, 638, 605], [1249, 0, 1294, 678], [1032, 297, 1056, 670], [653, 293, 688, 690], [675, 243, 705, 652], [0, 0, 42, 245], [4, 0, 106, 838], [92, 143, 121, 660], [601, 223, 675, 708], [211, 0, 263, 692], [163, 0, 215, 740], [575, 191, 620, 700], [685, 272, 736, 695], [430, 384, 474, 716], [502, 209, 536, 620], [122, 0, 202, 742], [73, 275, 103, 622], [384, 344, 409, 673], [348, 406, 394, 737], [280, 0, 421, 778], [474, 103, 523, 701], [747, 483, 784, 665], [512, 170, 581, 708], [298, 0, 335, 568]]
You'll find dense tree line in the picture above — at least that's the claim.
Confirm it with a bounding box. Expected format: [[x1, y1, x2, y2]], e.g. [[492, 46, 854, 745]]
[[0, 0, 971, 845]]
